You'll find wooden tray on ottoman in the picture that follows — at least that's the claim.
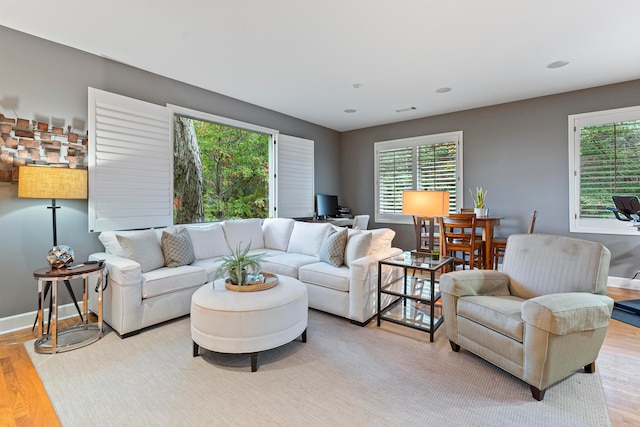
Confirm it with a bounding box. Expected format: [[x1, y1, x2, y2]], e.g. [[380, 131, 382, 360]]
[[225, 273, 278, 292]]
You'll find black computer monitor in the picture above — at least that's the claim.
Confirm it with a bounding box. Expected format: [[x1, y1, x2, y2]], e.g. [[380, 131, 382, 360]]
[[316, 194, 339, 218]]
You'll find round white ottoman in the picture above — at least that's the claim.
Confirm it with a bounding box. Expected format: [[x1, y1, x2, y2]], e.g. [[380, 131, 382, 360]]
[[190, 274, 308, 371]]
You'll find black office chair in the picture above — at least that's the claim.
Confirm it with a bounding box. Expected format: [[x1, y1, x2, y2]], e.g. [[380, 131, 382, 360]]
[[607, 195, 640, 221]]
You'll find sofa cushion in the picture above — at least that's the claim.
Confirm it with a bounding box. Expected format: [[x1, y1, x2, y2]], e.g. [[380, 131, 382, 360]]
[[368, 228, 395, 255], [161, 228, 196, 268], [319, 227, 348, 267], [223, 219, 265, 251], [260, 253, 319, 278], [262, 218, 295, 251], [457, 295, 525, 342], [182, 223, 231, 260], [141, 265, 207, 299], [116, 229, 166, 273], [344, 231, 372, 267], [299, 262, 350, 292], [287, 222, 331, 257], [191, 258, 225, 283]]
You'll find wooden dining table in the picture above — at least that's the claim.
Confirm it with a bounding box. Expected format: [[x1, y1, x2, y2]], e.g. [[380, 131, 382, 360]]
[[421, 215, 503, 270], [476, 216, 503, 269]]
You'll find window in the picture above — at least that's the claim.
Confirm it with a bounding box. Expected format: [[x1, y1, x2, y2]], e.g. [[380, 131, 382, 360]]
[[88, 89, 314, 232], [569, 105, 640, 235], [374, 131, 463, 224]]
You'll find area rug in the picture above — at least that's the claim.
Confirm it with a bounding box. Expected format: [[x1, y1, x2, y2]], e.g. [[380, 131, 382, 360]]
[[27, 310, 610, 427], [612, 299, 640, 327]]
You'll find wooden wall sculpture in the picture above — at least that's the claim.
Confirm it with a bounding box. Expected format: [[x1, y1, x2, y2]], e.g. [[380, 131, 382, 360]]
[[0, 113, 88, 183]]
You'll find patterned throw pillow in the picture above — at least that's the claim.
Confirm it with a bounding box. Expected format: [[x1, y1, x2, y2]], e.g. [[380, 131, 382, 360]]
[[161, 228, 196, 268], [319, 227, 348, 267]]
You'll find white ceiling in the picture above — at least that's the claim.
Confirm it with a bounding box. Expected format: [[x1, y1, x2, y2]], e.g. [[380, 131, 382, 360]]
[[2, 1, 640, 132]]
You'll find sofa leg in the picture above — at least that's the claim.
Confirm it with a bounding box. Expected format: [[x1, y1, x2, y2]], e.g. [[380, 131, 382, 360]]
[[584, 361, 596, 373], [251, 352, 258, 372], [530, 385, 545, 401], [449, 341, 460, 352]]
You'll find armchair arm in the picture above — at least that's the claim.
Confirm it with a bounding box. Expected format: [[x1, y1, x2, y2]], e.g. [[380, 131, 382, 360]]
[[522, 292, 613, 335], [440, 270, 511, 297]]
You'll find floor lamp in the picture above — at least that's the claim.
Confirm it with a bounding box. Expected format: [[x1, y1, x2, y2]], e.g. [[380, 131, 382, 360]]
[[18, 165, 88, 329], [402, 190, 450, 252], [18, 165, 88, 249]]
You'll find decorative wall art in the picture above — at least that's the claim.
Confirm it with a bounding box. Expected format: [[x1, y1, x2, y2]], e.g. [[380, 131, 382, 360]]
[[0, 112, 88, 183]]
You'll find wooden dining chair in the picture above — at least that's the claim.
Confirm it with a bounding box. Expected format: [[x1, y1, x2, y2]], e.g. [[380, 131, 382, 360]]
[[492, 210, 537, 269], [439, 213, 485, 270]]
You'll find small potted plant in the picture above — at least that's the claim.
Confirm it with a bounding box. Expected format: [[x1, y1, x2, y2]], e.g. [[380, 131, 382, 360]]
[[470, 187, 488, 217], [214, 242, 267, 287]]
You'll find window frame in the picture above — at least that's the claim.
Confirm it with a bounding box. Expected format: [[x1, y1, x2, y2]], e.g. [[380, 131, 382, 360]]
[[569, 105, 640, 235], [374, 131, 463, 225]]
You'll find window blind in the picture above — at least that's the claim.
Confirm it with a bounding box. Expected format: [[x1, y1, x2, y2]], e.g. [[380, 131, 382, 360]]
[[88, 88, 173, 232], [275, 134, 314, 218], [375, 132, 462, 223]]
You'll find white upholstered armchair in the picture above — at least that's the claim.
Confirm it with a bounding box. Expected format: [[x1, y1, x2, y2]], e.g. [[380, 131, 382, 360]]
[[440, 234, 613, 400]]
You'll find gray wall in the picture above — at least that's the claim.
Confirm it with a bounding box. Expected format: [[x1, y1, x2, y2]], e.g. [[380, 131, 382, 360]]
[[0, 26, 340, 320], [340, 79, 640, 278]]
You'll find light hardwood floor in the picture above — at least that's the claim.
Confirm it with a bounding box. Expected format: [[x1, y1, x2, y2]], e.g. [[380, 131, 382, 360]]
[[1, 287, 639, 426]]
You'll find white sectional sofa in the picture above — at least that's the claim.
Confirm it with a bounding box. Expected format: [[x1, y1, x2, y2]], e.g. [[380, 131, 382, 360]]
[[89, 218, 401, 337]]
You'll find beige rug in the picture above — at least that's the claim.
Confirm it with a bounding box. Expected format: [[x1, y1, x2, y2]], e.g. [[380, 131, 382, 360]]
[[27, 310, 610, 426]]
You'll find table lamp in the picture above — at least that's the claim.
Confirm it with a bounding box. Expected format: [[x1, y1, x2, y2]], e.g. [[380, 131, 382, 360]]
[[18, 165, 88, 266], [402, 190, 450, 251]]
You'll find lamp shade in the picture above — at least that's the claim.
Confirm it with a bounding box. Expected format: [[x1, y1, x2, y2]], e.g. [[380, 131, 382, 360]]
[[402, 190, 450, 216], [18, 166, 87, 200]]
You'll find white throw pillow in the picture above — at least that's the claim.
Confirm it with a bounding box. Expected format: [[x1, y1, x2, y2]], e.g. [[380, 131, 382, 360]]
[[262, 218, 295, 251], [116, 229, 165, 273], [344, 231, 373, 267], [287, 222, 331, 257], [368, 228, 396, 255], [222, 219, 265, 251], [182, 223, 231, 260], [98, 231, 126, 257]]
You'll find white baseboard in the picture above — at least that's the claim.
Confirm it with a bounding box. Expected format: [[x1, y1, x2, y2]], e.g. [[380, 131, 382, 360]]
[[0, 302, 85, 336], [607, 276, 640, 290]]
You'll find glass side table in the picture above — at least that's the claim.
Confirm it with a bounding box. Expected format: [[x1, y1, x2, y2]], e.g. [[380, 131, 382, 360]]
[[377, 251, 453, 342], [33, 263, 105, 354]]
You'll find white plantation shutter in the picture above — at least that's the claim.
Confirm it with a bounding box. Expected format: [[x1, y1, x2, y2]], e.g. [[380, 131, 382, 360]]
[[275, 134, 314, 218], [375, 131, 462, 223], [88, 88, 173, 232]]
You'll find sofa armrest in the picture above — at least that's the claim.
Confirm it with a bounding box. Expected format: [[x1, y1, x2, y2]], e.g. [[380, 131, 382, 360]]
[[440, 270, 511, 297], [347, 247, 403, 323], [89, 252, 142, 286], [522, 292, 613, 335]]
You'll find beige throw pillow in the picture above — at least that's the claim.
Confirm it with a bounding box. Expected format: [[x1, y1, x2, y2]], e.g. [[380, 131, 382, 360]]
[[319, 227, 348, 267], [161, 228, 196, 268], [116, 229, 165, 273]]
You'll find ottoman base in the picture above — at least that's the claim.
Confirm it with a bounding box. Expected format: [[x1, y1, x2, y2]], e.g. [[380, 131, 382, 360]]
[[193, 328, 307, 372]]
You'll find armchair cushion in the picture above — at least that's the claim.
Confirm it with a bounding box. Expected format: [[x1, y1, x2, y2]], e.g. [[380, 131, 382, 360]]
[[458, 295, 525, 342], [440, 270, 511, 297], [522, 293, 613, 335]]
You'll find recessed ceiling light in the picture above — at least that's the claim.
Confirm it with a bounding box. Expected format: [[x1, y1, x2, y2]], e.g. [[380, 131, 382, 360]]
[[436, 87, 452, 93], [547, 60, 570, 69], [344, 109, 357, 113], [395, 107, 417, 113], [352, 83, 362, 89]]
